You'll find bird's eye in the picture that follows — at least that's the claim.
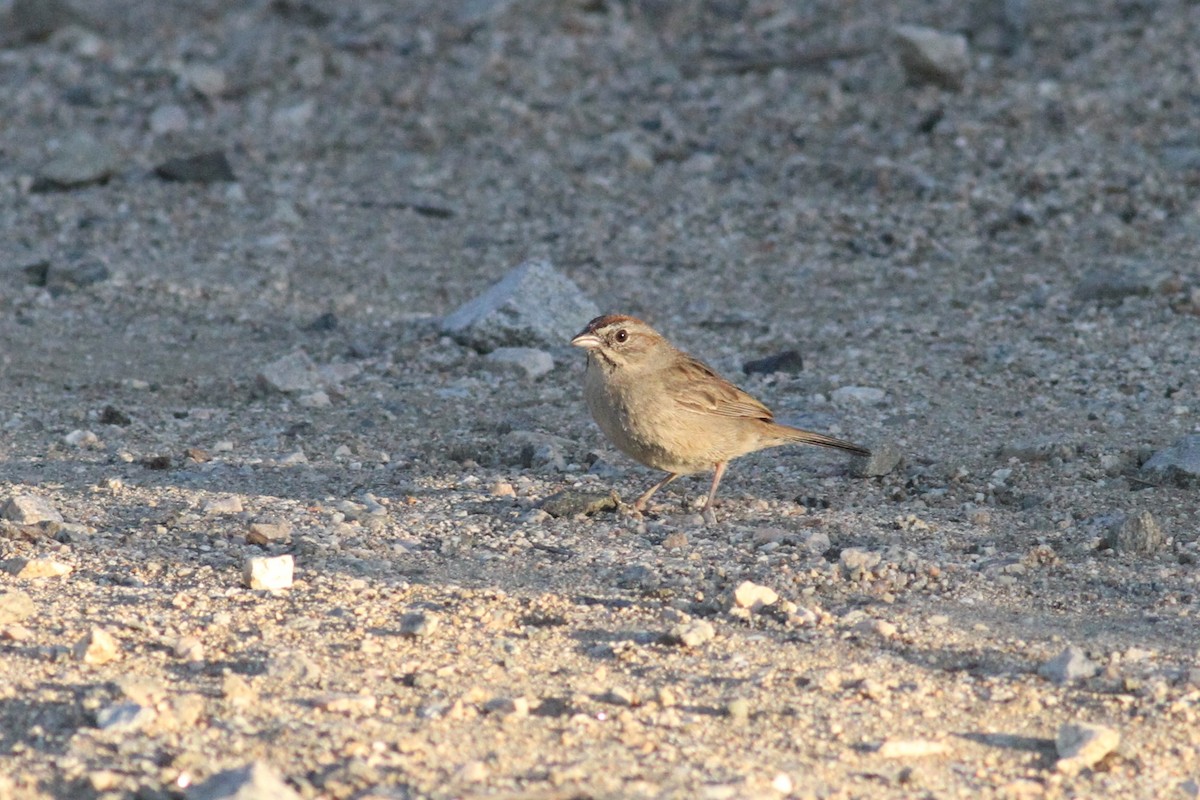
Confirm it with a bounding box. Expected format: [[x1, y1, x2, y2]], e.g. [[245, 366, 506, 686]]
[[614, 329, 628, 343]]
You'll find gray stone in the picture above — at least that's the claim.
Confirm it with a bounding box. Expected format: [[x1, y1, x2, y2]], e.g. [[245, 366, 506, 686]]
[[1074, 266, 1155, 302], [399, 611, 439, 638], [187, 762, 301, 800], [24, 253, 110, 292], [831, 386, 886, 404], [440, 259, 600, 352], [484, 347, 555, 379], [11, 0, 80, 43], [257, 350, 321, 394], [33, 133, 120, 191], [1105, 511, 1165, 555], [1038, 645, 1098, 684], [894, 25, 970, 91], [742, 350, 804, 376], [155, 151, 236, 183], [95, 702, 154, 732], [852, 440, 903, 477], [1141, 435, 1200, 487], [2, 495, 62, 525]]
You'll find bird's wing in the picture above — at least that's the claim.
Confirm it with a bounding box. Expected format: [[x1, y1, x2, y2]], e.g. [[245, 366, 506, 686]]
[[667, 355, 775, 421]]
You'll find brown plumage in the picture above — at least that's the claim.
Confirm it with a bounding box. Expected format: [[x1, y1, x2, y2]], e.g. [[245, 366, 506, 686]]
[[571, 314, 869, 523]]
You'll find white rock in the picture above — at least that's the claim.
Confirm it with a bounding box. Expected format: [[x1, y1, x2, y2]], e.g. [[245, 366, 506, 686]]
[[894, 24, 970, 91], [1038, 645, 1098, 684], [243, 555, 294, 591], [484, 347, 555, 379], [732, 580, 779, 610], [831, 386, 886, 404]]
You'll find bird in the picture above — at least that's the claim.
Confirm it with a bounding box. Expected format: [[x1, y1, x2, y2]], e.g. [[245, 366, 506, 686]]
[[570, 314, 870, 523]]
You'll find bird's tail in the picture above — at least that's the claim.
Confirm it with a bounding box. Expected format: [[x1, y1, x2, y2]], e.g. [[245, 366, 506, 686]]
[[773, 424, 871, 457]]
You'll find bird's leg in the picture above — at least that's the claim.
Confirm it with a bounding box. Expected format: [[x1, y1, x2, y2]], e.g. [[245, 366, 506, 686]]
[[632, 473, 679, 513], [700, 462, 728, 525]]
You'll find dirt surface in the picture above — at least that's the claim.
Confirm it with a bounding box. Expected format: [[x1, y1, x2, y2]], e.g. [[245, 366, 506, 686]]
[[1, 1, 1199, 798]]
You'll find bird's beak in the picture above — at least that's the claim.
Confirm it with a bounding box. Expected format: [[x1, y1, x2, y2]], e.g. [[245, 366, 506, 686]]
[[570, 331, 602, 350]]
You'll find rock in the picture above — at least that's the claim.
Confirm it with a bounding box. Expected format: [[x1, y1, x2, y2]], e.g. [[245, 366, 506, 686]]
[[894, 25, 970, 91], [149, 104, 189, 135], [243, 555, 294, 590], [540, 489, 619, 518], [1073, 265, 1155, 303], [666, 619, 715, 647], [246, 521, 292, 546], [2, 494, 62, 524], [222, 674, 258, 706], [266, 651, 322, 684], [32, 133, 120, 192], [500, 430, 574, 471], [272, 100, 316, 130], [186, 761, 301, 800], [839, 547, 882, 577], [257, 350, 321, 394], [74, 627, 120, 664], [24, 253, 110, 292], [155, 151, 236, 183], [399, 611, 439, 638], [852, 440, 903, 477], [181, 64, 227, 99], [1038, 645, 1098, 684], [1104, 511, 1165, 555], [483, 696, 530, 717], [297, 390, 330, 408], [64, 429, 100, 448], [968, 0, 1027, 55], [1141, 435, 1200, 487], [854, 618, 898, 639], [742, 350, 804, 376], [3, 557, 72, 579], [173, 636, 205, 662], [95, 702, 154, 732], [877, 738, 952, 758], [440, 259, 600, 352], [203, 496, 244, 515], [999, 437, 1079, 463], [315, 693, 377, 715], [11, 0, 81, 42], [831, 386, 886, 404], [725, 698, 750, 723], [799, 530, 831, 556], [731, 581, 778, 610], [602, 687, 636, 707], [0, 590, 36, 625], [483, 347, 555, 379], [1056, 722, 1120, 775]]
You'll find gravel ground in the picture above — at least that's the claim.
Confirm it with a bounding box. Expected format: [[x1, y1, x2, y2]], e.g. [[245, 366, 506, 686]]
[[1, 1, 1199, 798]]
